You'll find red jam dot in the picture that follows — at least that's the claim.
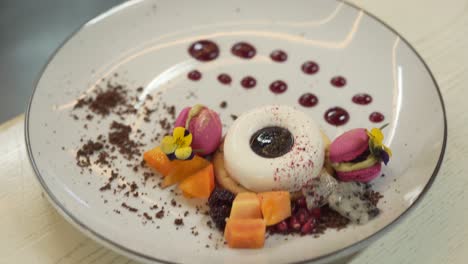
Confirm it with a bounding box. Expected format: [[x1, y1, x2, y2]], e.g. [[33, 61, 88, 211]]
[[301, 61, 319, 74], [298, 93, 318, 107], [270, 50, 288, 62], [217, 73, 232, 85], [241, 76, 256, 89], [331, 76, 346, 87], [324, 107, 349, 126], [269, 80, 288, 94], [352, 93, 372, 105], [369, 112, 385, 123], [231, 42, 256, 59], [187, 70, 202, 81], [188, 40, 219, 62]]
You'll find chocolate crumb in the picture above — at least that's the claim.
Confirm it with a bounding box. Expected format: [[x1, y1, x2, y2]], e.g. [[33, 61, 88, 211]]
[[122, 202, 138, 212], [184, 211, 189, 217], [99, 183, 111, 191], [171, 199, 177, 207], [156, 210, 165, 219], [130, 182, 138, 192], [76, 140, 103, 167], [174, 218, 184, 226], [143, 212, 152, 220], [108, 121, 142, 160], [219, 101, 227, 108], [230, 114, 238, 120]]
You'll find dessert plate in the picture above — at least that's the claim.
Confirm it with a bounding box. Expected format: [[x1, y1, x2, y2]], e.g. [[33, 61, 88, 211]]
[[25, 0, 446, 263]]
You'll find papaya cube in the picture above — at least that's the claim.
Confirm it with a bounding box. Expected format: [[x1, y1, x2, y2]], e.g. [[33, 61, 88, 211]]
[[229, 192, 262, 219], [257, 191, 291, 226], [161, 155, 209, 188], [224, 218, 266, 249], [143, 146, 176, 177], [178, 163, 215, 198]]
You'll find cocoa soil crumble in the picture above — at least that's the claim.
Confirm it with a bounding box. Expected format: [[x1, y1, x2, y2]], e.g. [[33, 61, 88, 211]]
[[70, 78, 205, 232]]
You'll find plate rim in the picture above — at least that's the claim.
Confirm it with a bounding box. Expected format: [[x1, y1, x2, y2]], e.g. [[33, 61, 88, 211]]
[[24, 1, 448, 263]]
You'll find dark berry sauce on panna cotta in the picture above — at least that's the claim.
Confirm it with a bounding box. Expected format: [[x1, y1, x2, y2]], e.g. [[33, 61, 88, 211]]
[[250, 126, 294, 158]]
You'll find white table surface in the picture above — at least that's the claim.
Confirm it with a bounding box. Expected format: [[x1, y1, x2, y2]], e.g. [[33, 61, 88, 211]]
[[1, 0, 467, 263]]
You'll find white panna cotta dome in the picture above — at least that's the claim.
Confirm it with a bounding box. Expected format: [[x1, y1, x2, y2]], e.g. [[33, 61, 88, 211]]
[[223, 105, 324, 192]]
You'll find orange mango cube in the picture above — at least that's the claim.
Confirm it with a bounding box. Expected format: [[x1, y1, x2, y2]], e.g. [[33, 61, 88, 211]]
[[229, 192, 262, 219], [224, 218, 266, 249], [143, 146, 178, 177], [178, 163, 215, 198], [161, 155, 209, 188], [257, 191, 291, 226]]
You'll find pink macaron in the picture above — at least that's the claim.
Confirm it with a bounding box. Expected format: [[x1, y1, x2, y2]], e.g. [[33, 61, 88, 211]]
[[174, 105, 222, 156], [329, 128, 381, 183]]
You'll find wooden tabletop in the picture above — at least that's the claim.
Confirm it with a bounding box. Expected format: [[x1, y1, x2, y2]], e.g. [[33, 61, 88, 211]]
[[1, 0, 467, 263]]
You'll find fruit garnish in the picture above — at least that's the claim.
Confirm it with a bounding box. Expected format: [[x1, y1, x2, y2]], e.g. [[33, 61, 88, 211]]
[[229, 192, 262, 219], [161, 127, 194, 160], [161, 156, 209, 188], [143, 146, 176, 176], [224, 219, 266, 249], [178, 163, 215, 198], [257, 191, 291, 226], [208, 188, 235, 230]]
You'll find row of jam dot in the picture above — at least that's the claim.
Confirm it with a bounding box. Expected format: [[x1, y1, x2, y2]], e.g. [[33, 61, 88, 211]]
[[187, 40, 384, 125]]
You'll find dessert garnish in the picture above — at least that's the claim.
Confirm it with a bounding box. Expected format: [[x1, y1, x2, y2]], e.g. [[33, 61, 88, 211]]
[[174, 104, 222, 156], [249, 126, 294, 158], [161, 127, 194, 160], [329, 125, 391, 182]]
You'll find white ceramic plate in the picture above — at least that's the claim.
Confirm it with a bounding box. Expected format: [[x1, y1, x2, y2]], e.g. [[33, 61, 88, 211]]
[[26, 0, 446, 263]]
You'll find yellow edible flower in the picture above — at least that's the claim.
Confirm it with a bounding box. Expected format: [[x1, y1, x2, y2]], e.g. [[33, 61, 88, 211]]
[[367, 127, 392, 165], [161, 127, 193, 160]]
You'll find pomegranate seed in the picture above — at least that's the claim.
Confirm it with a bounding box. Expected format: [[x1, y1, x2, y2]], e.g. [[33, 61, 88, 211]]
[[276, 220, 288, 233], [296, 197, 307, 208], [301, 218, 316, 235], [310, 207, 321, 219], [296, 208, 309, 224], [289, 216, 301, 231]]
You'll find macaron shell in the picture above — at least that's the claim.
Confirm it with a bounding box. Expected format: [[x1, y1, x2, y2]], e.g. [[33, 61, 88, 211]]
[[336, 162, 382, 183], [329, 128, 369, 163], [188, 109, 222, 155]]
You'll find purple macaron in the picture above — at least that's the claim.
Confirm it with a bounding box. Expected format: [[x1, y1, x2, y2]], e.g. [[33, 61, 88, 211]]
[[329, 128, 382, 183]]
